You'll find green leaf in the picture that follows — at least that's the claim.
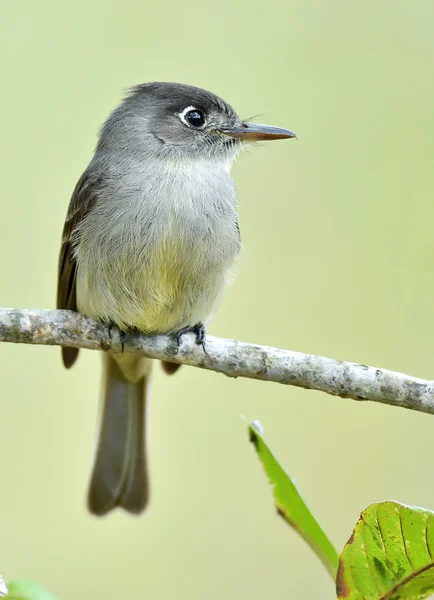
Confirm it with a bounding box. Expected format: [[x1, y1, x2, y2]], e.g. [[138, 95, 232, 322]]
[[248, 420, 339, 579], [337, 501, 434, 600], [5, 580, 58, 600]]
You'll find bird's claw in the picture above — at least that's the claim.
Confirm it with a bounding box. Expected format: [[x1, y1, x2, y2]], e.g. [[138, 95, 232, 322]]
[[176, 323, 207, 353], [107, 323, 126, 353]]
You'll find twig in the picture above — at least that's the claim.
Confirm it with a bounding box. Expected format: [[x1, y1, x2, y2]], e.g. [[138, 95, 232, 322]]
[[1, 308, 434, 415]]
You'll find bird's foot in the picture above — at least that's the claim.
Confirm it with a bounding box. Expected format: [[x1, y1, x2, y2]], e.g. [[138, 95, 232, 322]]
[[107, 322, 126, 353], [176, 323, 207, 353]]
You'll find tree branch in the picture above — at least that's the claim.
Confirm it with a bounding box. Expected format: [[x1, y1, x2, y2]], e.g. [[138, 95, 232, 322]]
[[1, 308, 433, 415]]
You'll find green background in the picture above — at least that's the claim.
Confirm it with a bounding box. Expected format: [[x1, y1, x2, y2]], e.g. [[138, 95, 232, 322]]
[[1, 1, 434, 598]]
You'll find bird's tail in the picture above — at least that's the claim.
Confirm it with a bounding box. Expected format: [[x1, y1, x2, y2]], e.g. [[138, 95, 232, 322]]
[[87, 353, 151, 516]]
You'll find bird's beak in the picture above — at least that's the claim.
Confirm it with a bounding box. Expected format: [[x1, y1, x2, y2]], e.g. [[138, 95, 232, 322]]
[[225, 122, 297, 141]]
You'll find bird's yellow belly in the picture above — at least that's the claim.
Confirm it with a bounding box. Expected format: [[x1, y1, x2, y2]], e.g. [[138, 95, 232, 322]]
[[119, 242, 199, 333], [77, 237, 230, 334]]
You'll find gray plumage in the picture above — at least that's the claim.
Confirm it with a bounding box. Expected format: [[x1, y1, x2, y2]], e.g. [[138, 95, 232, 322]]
[[57, 82, 295, 516]]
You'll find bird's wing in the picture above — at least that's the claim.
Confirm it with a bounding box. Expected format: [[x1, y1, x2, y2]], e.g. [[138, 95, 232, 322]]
[[57, 171, 100, 368]]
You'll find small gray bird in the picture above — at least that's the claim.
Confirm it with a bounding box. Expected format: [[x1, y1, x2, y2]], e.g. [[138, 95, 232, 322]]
[[57, 82, 296, 516]]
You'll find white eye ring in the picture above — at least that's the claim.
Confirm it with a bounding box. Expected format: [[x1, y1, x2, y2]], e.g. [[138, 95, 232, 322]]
[[178, 106, 198, 126], [177, 106, 206, 128]]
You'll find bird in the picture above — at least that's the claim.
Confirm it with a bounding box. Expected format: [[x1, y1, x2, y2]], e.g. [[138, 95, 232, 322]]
[[57, 82, 296, 516]]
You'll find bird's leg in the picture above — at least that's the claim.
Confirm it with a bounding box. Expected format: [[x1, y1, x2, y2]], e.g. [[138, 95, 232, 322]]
[[176, 323, 207, 353], [119, 330, 126, 353], [107, 322, 126, 353]]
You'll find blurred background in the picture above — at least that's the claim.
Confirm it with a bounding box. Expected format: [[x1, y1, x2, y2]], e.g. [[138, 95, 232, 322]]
[[1, 0, 434, 598]]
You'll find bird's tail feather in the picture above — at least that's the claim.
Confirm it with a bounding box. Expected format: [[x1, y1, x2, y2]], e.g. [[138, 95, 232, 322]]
[[87, 353, 150, 516]]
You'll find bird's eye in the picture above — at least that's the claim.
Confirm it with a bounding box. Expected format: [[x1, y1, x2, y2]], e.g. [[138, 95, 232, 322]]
[[184, 109, 205, 128]]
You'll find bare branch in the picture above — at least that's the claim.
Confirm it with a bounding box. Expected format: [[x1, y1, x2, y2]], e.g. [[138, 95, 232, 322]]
[[1, 308, 434, 415]]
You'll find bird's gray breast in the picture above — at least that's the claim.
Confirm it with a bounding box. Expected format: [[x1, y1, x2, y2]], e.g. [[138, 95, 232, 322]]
[[75, 160, 241, 332]]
